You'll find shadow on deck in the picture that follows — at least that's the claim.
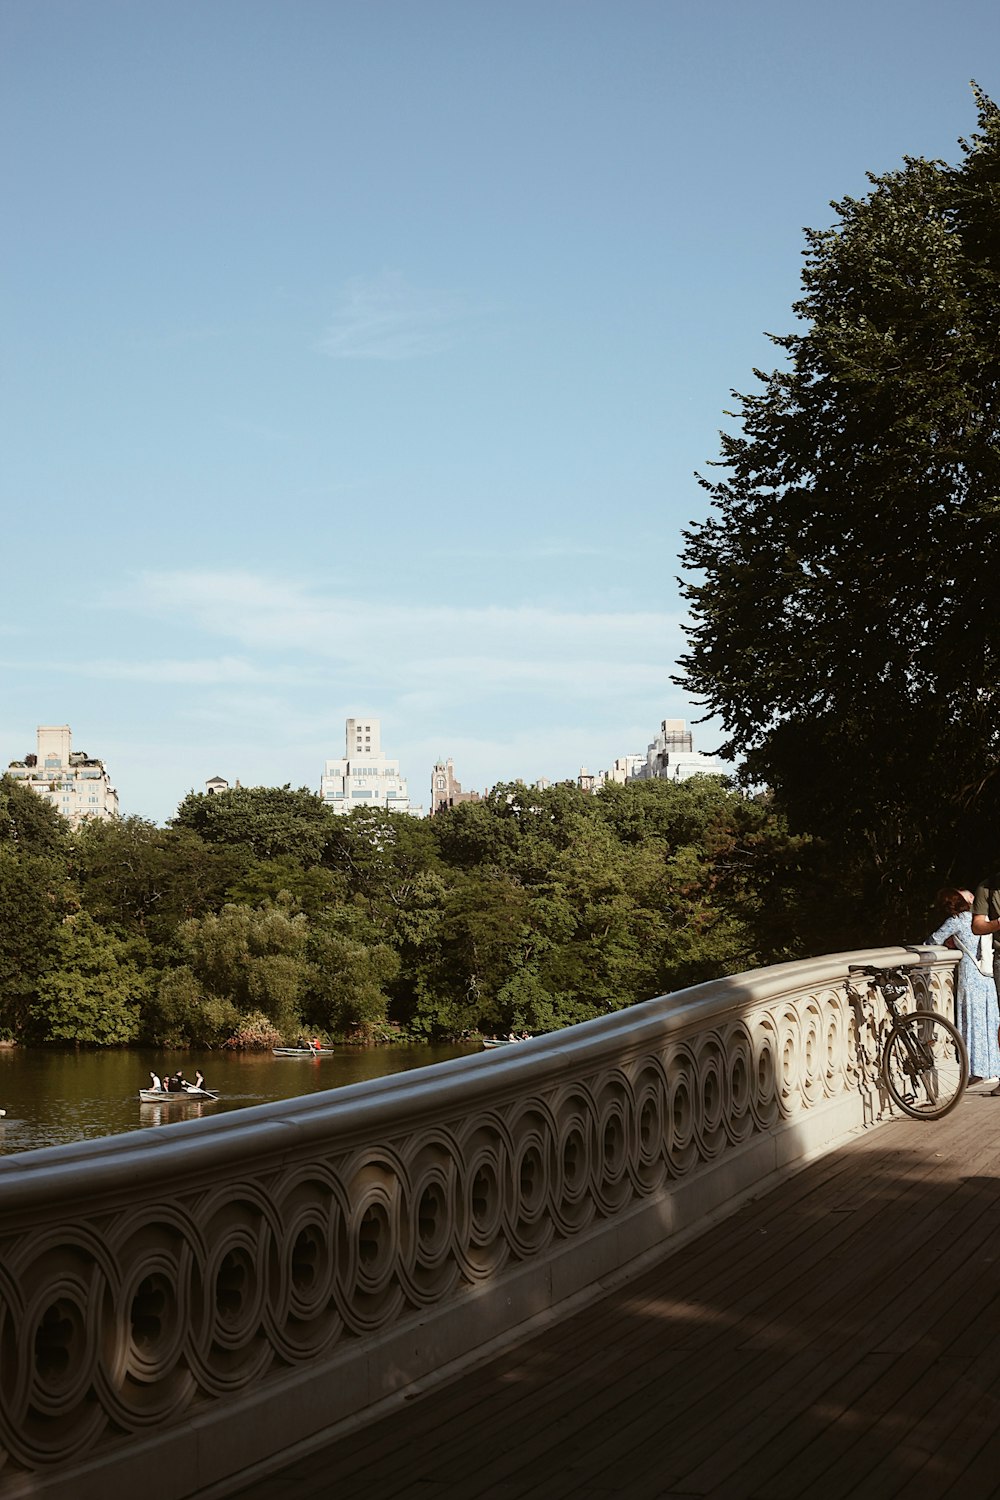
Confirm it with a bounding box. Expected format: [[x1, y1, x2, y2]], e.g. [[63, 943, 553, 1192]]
[[222, 1088, 1000, 1500]]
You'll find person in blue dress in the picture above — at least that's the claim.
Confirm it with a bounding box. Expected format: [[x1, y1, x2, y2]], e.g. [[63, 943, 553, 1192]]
[[929, 887, 1000, 1086]]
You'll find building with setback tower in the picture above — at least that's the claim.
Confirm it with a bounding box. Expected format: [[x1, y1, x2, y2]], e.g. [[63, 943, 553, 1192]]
[[320, 718, 420, 815]]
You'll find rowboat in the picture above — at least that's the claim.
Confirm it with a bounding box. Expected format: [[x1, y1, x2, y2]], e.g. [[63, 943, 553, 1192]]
[[138, 1087, 219, 1104], [482, 1037, 528, 1049], [271, 1046, 333, 1057]]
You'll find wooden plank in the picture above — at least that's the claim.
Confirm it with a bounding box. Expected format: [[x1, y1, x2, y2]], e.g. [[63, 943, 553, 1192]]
[[228, 1098, 1000, 1500], [676, 1112, 1000, 1498], [666, 1122, 1000, 1496]]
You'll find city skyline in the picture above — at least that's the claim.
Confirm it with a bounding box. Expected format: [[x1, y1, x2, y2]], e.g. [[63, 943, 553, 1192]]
[[4, 709, 724, 825], [3, 3, 997, 825]]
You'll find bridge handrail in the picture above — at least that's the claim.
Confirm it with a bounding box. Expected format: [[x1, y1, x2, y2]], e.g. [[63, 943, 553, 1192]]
[[0, 946, 944, 1208], [0, 945, 958, 1499]]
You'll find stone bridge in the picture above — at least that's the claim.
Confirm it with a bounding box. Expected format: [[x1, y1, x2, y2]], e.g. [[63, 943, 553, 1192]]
[[0, 945, 957, 1499]]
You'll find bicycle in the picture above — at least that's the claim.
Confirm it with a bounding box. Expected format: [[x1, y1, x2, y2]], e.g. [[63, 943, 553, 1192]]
[[846, 963, 969, 1120]]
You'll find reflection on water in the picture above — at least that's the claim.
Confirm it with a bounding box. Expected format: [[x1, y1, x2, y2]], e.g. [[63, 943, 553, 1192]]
[[139, 1099, 216, 1129], [0, 1043, 478, 1156]]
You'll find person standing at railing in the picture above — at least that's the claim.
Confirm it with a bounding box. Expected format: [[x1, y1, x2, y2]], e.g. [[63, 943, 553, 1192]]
[[930, 887, 1000, 1088], [972, 875, 1000, 987]]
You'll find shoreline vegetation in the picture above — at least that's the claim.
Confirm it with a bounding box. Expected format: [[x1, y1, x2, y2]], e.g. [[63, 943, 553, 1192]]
[[0, 774, 812, 1052], [0, 1032, 460, 1052]]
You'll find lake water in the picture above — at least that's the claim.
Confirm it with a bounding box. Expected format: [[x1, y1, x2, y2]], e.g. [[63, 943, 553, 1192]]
[[0, 1043, 479, 1156]]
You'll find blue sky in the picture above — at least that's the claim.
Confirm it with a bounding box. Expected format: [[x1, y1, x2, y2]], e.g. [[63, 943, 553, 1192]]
[[2, 1, 997, 823]]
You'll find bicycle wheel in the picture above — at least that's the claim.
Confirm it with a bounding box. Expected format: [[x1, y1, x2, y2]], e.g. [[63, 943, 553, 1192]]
[[881, 1010, 969, 1120]]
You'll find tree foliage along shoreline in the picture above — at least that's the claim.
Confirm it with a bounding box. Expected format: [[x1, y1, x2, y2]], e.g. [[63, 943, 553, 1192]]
[[0, 774, 815, 1048], [676, 86, 1000, 939]]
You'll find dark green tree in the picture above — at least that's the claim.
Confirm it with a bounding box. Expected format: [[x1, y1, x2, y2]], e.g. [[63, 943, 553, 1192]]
[[0, 849, 66, 1037], [75, 816, 238, 947], [304, 921, 400, 1039], [174, 896, 310, 1036], [171, 784, 336, 866], [146, 965, 235, 1047], [224, 857, 342, 918], [325, 806, 443, 934], [30, 912, 144, 1045], [0, 773, 69, 858], [0, 777, 73, 1035], [676, 88, 1000, 939]]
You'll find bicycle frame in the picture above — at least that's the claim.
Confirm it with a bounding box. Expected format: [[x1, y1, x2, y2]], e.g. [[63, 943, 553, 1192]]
[[847, 962, 967, 1120]]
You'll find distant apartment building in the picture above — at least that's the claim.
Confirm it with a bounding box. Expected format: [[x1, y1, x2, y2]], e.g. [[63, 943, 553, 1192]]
[[578, 723, 724, 794], [320, 718, 423, 816], [6, 725, 119, 826], [608, 754, 644, 785], [633, 718, 727, 782], [430, 758, 480, 816], [577, 759, 642, 793]]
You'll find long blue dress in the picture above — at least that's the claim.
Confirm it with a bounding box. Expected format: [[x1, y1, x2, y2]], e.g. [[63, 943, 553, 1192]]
[[929, 911, 1000, 1079]]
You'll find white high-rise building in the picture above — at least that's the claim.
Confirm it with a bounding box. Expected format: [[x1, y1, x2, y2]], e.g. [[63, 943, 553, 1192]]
[[633, 719, 727, 783], [6, 725, 119, 826], [320, 718, 422, 816]]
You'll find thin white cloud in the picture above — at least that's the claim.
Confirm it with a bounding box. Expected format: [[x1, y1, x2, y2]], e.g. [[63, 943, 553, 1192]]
[[319, 272, 470, 361], [97, 570, 684, 736], [435, 541, 614, 562], [0, 652, 321, 688], [80, 656, 325, 687], [113, 570, 683, 671]]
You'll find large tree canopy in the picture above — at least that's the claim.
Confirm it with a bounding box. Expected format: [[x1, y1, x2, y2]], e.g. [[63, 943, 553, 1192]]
[[0, 768, 812, 1045], [676, 88, 1000, 935], [0, 773, 68, 858], [171, 784, 336, 865]]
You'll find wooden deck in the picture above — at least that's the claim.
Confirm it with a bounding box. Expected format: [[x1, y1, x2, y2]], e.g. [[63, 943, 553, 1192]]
[[226, 1089, 1000, 1499]]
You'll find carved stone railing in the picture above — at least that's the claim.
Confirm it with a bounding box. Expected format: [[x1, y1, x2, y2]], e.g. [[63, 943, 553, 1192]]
[[0, 946, 957, 1499]]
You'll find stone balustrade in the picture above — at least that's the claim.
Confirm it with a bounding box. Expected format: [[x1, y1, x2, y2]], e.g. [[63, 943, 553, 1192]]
[[0, 946, 956, 1500]]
